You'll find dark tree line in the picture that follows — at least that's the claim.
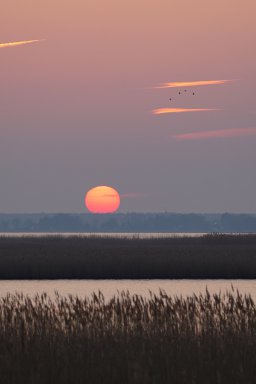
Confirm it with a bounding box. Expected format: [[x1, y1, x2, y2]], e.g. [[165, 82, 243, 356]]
[[0, 213, 256, 232]]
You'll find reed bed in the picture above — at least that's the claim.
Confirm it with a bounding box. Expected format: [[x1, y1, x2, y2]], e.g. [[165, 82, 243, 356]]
[[1, 234, 256, 279], [0, 290, 256, 383]]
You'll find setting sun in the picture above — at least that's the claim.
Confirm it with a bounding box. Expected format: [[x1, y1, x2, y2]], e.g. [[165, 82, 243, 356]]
[[85, 186, 120, 213]]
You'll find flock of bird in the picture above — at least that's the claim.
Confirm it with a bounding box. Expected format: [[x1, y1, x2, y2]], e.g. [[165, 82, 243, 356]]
[[169, 89, 195, 102]]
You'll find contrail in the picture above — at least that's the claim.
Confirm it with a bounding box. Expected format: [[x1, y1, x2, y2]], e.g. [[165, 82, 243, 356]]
[[154, 80, 233, 89], [152, 108, 219, 115], [0, 39, 43, 49], [173, 128, 256, 141]]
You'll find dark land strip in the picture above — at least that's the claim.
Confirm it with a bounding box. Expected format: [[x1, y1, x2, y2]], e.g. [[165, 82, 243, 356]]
[[0, 234, 256, 279]]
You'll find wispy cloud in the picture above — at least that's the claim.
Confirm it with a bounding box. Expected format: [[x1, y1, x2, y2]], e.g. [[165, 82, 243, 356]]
[[0, 39, 43, 49], [154, 80, 233, 89], [121, 193, 146, 199], [152, 108, 218, 115], [173, 128, 256, 141]]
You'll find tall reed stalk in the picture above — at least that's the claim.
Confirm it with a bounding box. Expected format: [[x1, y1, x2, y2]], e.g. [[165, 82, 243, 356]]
[[0, 290, 256, 383]]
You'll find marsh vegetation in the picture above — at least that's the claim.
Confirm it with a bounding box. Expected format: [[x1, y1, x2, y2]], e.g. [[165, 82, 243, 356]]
[[0, 234, 256, 279], [0, 290, 256, 383]]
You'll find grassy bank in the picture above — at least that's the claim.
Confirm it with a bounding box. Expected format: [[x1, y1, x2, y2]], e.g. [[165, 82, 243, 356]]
[[0, 234, 256, 279], [0, 290, 256, 383]]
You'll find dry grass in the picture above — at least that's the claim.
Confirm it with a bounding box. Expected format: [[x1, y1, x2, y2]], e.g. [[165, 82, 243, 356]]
[[0, 289, 256, 383]]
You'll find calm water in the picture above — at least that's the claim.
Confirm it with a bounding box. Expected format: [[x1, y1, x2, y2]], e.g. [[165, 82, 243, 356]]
[[0, 280, 256, 300]]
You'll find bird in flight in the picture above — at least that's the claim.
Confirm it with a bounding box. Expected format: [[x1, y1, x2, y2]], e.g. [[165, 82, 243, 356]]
[[169, 89, 196, 101]]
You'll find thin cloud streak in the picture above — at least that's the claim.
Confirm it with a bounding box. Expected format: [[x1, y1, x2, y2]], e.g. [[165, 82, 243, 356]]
[[153, 108, 218, 115], [0, 40, 43, 49], [173, 128, 256, 141], [121, 193, 146, 199], [155, 80, 233, 89]]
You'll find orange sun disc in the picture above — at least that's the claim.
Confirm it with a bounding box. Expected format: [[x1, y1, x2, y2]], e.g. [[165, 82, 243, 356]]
[[85, 186, 120, 213]]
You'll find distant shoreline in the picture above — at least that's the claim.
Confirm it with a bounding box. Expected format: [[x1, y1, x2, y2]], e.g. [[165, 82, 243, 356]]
[[1, 212, 256, 233]]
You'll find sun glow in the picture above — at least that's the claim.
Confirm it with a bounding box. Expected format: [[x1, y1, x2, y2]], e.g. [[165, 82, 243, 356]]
[[0, 40, 43, 49], [85, 186, 120, 214]]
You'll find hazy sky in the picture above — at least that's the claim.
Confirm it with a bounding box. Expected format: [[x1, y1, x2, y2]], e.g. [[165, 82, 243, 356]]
[[1, 0, 256, 213]]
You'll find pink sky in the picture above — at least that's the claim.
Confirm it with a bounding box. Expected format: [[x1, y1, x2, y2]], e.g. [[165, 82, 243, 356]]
[[0, 0, 256, 213]]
